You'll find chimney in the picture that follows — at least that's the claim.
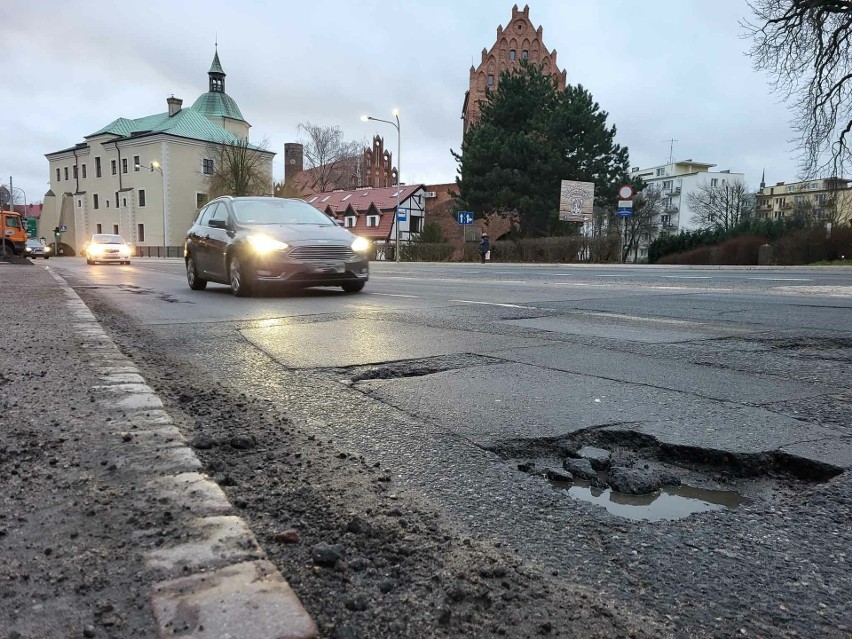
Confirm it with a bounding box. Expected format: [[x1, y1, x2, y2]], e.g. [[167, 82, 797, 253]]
[[167, 96, 183, 117]]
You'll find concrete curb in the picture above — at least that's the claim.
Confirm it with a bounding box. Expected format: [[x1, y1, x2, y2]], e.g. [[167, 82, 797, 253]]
[[46, 266, 318, 639]]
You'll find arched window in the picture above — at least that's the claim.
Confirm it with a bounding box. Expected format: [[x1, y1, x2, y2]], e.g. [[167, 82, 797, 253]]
[[522, 50, 529, 60], [509, 50, 516, 61], [487, 74, 494, 87]]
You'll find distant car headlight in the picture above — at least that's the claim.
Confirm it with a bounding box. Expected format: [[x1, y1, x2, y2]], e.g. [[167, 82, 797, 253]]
[[89, 245, 105, 256], [247, 234, 289, 254], [25, 246, 32, 252], [351, 237, 370, 253]]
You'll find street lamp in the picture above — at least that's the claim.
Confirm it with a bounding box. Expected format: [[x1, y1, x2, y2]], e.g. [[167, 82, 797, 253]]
[[361, 109, 401, 263], [135, 160, 167, 254]]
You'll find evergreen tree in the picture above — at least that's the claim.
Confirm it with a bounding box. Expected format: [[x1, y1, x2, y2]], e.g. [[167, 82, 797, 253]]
[[454, 62, 633, 236]]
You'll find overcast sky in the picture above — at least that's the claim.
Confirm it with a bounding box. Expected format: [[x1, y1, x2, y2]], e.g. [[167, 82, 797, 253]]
[[2, 0, 798, 206]]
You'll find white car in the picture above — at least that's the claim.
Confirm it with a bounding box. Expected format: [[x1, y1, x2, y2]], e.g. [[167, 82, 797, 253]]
[[85, 234, 132, 265]]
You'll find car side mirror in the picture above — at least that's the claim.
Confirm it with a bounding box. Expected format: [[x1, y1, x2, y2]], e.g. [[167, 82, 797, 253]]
[[208, 219, 227, 229]]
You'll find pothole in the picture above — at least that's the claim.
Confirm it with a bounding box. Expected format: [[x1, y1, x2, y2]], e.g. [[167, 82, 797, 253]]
[[548, 472, 749, 522], [343, 353, 499, 383]]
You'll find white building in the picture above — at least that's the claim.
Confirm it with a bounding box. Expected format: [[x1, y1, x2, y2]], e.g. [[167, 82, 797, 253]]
[[629, 160, 745, 259], [42, 48, 274, 254]]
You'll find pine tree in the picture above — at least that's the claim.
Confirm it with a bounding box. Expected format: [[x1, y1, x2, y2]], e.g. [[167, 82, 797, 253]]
[[454, 62, 633, 236]]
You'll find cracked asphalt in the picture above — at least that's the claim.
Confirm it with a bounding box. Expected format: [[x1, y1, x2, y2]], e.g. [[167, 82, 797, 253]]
[[48, 258, 852, 637]]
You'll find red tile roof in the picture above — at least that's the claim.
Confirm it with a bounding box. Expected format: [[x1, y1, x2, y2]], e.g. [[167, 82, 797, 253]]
[[14, 203, 43, 218], [305, 185, 423, 241]]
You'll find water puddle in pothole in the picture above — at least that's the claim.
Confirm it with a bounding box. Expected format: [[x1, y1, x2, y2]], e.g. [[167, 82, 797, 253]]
[[550, 479, 749, 522]]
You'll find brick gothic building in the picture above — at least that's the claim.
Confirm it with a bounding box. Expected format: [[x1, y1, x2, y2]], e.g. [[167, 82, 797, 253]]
[[282, 135, 398, 196], [462, 4, 567, 136]]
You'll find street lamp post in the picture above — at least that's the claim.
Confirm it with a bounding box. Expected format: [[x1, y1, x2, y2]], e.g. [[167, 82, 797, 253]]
[[361, 109, 401, 263], [135, 161, 166, 255]]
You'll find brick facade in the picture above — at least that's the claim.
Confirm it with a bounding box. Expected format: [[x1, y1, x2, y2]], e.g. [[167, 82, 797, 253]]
[[462, 4, 567, 136]]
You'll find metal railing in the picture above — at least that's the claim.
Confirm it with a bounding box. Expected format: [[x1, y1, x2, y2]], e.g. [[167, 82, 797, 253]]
[[134, 246, 184, 258]]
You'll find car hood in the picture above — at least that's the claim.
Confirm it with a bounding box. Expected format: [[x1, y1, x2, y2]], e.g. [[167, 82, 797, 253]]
[[238, 223, 354, 244]]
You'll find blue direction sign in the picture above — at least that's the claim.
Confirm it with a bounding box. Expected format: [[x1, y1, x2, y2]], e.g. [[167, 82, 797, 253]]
[[457, 211, 474, 225], [616, 200, 633, 218], [617, 207, 633, 217], [397, 209, 407, 222], [59, 225, 68, 232]]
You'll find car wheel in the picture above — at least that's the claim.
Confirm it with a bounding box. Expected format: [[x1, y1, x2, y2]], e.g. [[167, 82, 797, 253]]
[[44, 256, 49, 260], [341, 281, 366, 293], [186, 255, 208, 291], [87, 259, 93, 265], [229, 254, 254, 297]]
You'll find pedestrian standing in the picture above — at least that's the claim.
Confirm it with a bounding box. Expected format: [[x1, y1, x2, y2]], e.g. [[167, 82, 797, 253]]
[[479, 233, 490, 264]]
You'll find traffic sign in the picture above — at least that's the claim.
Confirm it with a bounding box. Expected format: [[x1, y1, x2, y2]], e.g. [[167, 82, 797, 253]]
[[24, 218, 37, 238], [457, 211, 474, 225], [0, 186, 9, 207], [617, 199, 633, 217], [397, 209, 407, 222], [618, 184, 635, 200], [59, 225, 67, 232]]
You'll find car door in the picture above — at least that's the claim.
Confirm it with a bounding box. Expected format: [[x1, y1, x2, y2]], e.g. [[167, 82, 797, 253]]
[[204, 202, 232, 282], [187, 203, 215, 274]]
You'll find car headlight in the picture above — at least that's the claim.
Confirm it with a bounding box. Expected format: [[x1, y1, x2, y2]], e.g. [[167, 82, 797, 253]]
[[90, 245, 105, 256], [247, 235, 289, 254], [351, 237, 370, 253], [25, 247, 32, 252], [44, 246, 51, 253]]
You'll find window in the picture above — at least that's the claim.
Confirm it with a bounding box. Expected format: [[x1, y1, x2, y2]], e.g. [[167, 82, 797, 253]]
[[138, 189, 146, 207], [661, 214, 670, 226], [96, 224, 103, 233], [662, 180, 672, 190], [64, 167, 69, 180], [137, 224, 145, 242], [122, 158, 128, 174], [198, 203, 216, 226], [56, 168, 60, 182], [115, 192, 119, 208], [209, 202, 229, 225], [133, 156, 140, 171], [77, 199, 82, 208], [509, 49, 516, 60], [111, 160, 117, 175], [487, 75, 494, 87], [82, 164, 87, 179], [196, 193, 208, 209], [122, 198, 127, 207], [95, 157, 102, 178], [105, 199, 109, 208], [366, 215, 380, 227], [113, 224, 119, 234], [93, 194, 99, 210], [522, 50, 529, 60], [73, 165, 78, 179], [656, 168, 665, 177], [202, 158, 214, 175], [816, 193, 827, 203], [344, 216, 356, 228], [711, 178, 718, 187]]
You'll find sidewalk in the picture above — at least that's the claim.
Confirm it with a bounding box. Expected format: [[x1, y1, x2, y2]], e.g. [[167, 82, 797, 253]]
[[0, 264, 316, 638]]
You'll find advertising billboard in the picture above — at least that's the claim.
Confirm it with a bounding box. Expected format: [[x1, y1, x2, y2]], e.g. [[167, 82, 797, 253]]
[[559, 180, 595, 222]]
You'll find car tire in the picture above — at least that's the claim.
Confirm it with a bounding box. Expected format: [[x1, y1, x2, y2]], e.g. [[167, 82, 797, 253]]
[[87, 259, 93, 265], [44, 256, 49, 260], [186, 255, 208, 291], [229, 254, 254, 297], [341, 281, 366, 293]]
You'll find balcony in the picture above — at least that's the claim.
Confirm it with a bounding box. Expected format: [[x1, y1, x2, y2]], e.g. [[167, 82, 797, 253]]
[[664, 205, 679, 214]]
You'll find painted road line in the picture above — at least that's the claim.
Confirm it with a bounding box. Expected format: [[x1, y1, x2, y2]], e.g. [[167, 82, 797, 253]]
[[368, 292, 421, 298], [450, 299, 545, 310], [749, 277, 813, 282], [661, 276, 713, 279]]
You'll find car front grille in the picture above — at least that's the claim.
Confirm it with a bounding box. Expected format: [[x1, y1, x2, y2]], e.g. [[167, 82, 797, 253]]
[[289, 245, 355, 261]]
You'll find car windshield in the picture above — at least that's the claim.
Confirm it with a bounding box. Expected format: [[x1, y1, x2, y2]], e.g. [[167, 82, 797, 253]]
[[231, 199, 335, 226], [26, 240, 42, 247], [92, 234, 125, 244]]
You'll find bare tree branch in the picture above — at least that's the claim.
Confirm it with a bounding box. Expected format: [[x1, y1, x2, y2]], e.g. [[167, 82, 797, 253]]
[[686, 179, 755, 231], [297, 123, 363, 193], [744, 0, 852, 177], [205, 139, 272, 198]]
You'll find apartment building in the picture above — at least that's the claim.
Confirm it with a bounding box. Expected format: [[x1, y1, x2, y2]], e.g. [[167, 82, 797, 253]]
[[755, 177, 852, 224]]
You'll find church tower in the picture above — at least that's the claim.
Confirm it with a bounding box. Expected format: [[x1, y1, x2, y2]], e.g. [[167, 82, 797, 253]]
[[191, 46, 250, 141], [461, 5, 567, 137]]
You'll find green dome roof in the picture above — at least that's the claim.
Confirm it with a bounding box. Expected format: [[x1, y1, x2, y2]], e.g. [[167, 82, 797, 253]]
[[191, 91, 245, 122]]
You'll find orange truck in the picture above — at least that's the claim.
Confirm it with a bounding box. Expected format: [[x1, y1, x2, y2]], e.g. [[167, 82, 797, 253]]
[[1, 210, 27, 255]]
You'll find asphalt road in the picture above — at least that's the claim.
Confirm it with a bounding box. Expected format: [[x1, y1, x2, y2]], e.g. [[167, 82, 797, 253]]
[[49, 257, 852, 637]]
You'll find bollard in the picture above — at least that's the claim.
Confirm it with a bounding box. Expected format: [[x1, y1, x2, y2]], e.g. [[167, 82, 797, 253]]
[[757, 244, 774, 265]]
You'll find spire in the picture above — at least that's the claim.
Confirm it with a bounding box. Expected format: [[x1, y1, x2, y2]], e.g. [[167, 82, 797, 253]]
[[760, 167, 765, 189], [208, 43, 225, 92]]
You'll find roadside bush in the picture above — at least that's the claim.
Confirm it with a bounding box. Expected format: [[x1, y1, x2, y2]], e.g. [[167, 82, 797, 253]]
[[400, 242, 454, 262], [658, 236, 765, 265], [461, 235, 619, 263]]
